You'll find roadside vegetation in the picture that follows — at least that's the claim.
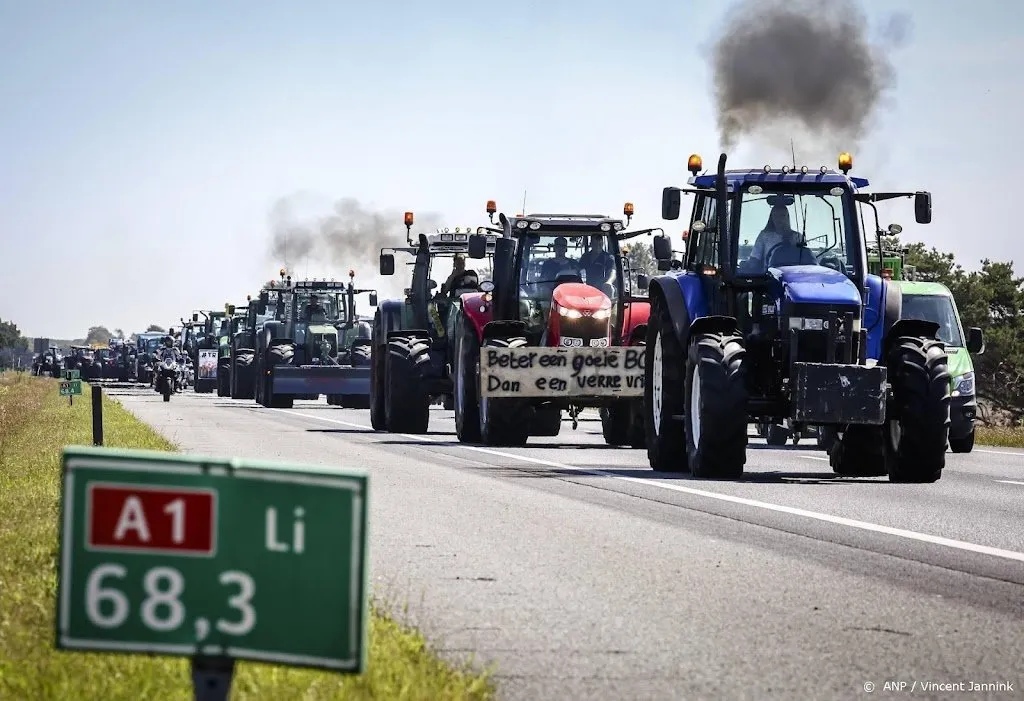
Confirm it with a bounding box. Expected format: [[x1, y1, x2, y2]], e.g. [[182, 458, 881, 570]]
[[975, 425, 1024, 449], [0, 372, 494, 701]]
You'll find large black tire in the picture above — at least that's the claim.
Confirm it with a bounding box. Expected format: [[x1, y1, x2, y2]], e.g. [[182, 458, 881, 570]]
[[884, 336, 950, 483], [478, 336, 531, 447], [384, 335, 431, 433], [644, 298, 687, 471], [217, 359, 231, 397], [233, 352, 256, 400], [530, 406, 562, 437], [766, 423, 789, 446], [829, 424, 888, 477], [350, 343, 371, 367], [684, 332, 748, 479], [949, 429, 974, 453], [369, 344, 386, 429], [601, 403, 631, 445], [264, 343, 295, 409], [453, 318, 482, 443]]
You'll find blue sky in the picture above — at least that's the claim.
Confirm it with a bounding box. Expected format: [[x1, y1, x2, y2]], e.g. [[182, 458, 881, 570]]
[[1, 0, 1021, 338]]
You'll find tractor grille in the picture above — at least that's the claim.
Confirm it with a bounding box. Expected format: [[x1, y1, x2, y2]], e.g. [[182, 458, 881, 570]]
[[786, 308, 861, 364], [557, 315, 610, 347]]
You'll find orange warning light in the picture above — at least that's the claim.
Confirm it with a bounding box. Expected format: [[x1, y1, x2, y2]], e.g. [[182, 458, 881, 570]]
[[404, 211, 414, 227], [486, 200, 496, 214]]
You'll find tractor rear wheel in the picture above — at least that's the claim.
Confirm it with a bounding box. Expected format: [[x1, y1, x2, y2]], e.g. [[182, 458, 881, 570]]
[[885, 336, 950, 483], [644, 298, 687, 471], [600, 403, 631, 445], [949, 429, 975, 453], [684, 332, 748, 479], [478, 336, 530, 447], [829, 425, 888, 477], [264, 343, 295, 409], [384, 334, 431, 433]]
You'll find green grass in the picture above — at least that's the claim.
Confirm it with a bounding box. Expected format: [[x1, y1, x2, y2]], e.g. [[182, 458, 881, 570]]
[[0, 372, 494, 701], [975, 425, 1024, 449]]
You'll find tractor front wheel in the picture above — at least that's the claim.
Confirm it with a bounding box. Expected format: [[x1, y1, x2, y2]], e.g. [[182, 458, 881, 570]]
[[369, 345, 386, 429], [644, 298, 687, 471], [684, 331, 748, 479], [884, 336, 950, 483], [478, 336, 530, 447], [454, 319, 482, 443], [384, 334, 431, 433]]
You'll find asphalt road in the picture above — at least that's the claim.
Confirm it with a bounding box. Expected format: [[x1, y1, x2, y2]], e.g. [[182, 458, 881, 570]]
[[109, 385, 1024, 701]]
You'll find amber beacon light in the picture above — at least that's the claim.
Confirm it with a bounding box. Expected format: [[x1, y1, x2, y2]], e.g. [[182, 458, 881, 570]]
[[838, 152, 853, 174], [687, 154, 703, 175]]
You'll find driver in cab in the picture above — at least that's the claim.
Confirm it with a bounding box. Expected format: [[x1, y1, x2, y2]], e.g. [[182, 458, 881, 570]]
[[579, 235, 616, 289], [304, 295, 327, 323], [741, 204, 813, 272], [539, 237, 580, 280]]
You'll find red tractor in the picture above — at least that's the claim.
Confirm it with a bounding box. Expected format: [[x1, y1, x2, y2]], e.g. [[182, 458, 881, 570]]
[[451, 200, 654, 447]]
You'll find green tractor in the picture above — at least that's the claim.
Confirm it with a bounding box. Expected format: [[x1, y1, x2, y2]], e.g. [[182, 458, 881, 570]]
[[190, 308, 230, 394], [254, 270, 378, 409], [371, 213, 498, 433]]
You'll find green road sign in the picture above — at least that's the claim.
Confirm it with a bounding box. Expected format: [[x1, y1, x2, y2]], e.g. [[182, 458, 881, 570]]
[[60, 380, 83, 396], [63, 369, 80, 380], [56, 446, 369, 672]]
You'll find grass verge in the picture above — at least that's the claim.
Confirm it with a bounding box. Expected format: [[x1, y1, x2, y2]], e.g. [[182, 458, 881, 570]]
[[975, 425, 1024, 449], [0, 373, 494, 701]]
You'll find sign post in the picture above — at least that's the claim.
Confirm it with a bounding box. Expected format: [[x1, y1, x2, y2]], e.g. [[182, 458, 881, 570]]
[[56, 446, 370, 698], [60, 370, 83, 405]]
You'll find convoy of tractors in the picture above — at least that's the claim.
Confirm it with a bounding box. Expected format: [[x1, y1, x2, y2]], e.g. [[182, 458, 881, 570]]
[[38, 150, 986, 482]]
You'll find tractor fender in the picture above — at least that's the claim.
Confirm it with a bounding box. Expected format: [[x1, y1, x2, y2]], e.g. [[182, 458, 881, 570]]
[[648, 276, 694, 348], [263, 321, 285, 343], [374, 300, 404, 346], [621, 301, 650, 344], [386, 329, 430, 340], [883, 318, 940, 360], [883, 278, 903, 337], [459, 291, 495, 341]]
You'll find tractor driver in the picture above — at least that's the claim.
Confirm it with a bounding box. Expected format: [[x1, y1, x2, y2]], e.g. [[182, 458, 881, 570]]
[[741, 204, 811, 272], [304, 294, 327, 323], [441, 254, 479, 296], [539, 237, 580, 280], [579, 235, 616, 290]]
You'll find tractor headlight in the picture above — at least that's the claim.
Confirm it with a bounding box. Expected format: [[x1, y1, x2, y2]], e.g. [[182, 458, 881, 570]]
[[952, 371, 975, 396], [592, 308, 611, 320], [558, 307, 583, 319]]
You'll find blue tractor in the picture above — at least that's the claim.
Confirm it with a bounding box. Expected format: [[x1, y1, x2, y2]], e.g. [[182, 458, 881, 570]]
[[645, 151, 950, 482]]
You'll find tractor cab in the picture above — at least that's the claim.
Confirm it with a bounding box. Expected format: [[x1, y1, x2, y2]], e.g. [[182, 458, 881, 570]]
[[379, 224, 497, 347]]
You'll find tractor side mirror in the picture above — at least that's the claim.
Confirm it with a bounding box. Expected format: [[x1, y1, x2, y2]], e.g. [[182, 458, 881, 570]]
[[653, 233, 673, 261], [427, 279, 437, 290], [915, 192, 932, 224], [369, 292, 378, 307], [662, 187, 681, 220], [966, 327, 985, 354], [192, 313, 199, 322], [379, 253, 395, 276], [636, 273, 649, 290], [467, 233, 488, 259]]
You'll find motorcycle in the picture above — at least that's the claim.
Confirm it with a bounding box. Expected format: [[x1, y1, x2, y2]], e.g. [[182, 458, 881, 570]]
[[155, 355, 179, 402]]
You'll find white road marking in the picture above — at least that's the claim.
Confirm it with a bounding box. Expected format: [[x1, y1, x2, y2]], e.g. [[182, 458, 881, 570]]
[[268, 408, 1024, 564], [798, 455, 829, 462], [974, 448, 1024, 457], [995, 480, 1024, 487]]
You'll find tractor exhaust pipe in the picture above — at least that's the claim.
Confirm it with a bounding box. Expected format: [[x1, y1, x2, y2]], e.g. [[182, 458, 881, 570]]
[[716, 152, 732, 284]]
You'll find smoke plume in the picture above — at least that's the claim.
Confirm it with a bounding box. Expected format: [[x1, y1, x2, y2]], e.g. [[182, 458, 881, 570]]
[[266, 194, 443, 281], [708, 0, 911, 154]]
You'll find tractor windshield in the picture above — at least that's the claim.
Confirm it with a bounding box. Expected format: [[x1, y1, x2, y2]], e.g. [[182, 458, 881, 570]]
[[518, 232, 620, 333], [296, 292, 340, 322], [900, 294, 964, 347], [429, 251, 493, 296], [736, 187, 856, 276]]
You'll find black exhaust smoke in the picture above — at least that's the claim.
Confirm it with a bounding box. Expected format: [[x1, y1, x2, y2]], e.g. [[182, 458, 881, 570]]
[[708, 0, 911, 155]]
